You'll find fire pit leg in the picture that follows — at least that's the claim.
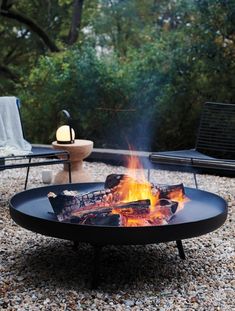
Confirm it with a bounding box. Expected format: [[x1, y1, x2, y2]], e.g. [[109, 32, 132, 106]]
[[72, 241, 79, 250], [91, 245, 103, 289], [176, 240, 186, 259]]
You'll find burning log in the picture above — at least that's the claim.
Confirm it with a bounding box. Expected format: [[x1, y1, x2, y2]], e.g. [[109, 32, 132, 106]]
[[71, 199, 150, 218], [82, 214, 121, 226], [48, 189, 151, 224], [71, 212, 120, 226], [48, 189, 116, 221], [71, 200, 150, 226], [120, 198, 179, 227], [157, 183, 185, 200], [104, 174, 185, 203], [104, 174, 126, 189], [157, 198, 178, 214], [69, 199, 150, 226], [105, 174, 152, 190], [48, 173, 186, 226]]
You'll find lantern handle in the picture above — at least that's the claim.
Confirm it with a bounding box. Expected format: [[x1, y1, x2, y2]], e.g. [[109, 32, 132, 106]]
[[58, 109, 74, 144], [61, 109, 71, 121]]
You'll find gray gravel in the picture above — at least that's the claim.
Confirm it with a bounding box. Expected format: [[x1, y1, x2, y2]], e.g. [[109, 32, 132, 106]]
[[0, 161, 234, 311]]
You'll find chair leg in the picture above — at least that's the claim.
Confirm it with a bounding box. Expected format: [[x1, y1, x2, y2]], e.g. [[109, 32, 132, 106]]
[[68, 161, 72, 183], [147, 168, 151, 182], [24, 158, 32, 190], [66, 153, 72, 183], [193, 172, 198, 189], [176, 240, 186, 259], [190, 158, 198, 189]]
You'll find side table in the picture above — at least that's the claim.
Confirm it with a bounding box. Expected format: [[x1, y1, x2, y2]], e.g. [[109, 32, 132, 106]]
[[52, 139, 93, 184]]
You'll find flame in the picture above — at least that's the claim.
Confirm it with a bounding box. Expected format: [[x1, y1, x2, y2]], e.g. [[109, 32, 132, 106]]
[[119, 153, 159, 207], [110, 152, 188, 226], [168, 188, 189, 211]]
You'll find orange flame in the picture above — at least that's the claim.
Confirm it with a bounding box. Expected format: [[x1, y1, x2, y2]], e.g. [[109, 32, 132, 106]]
[[118, 153, 159, 207], [168, 188, 189, 211], [110, 152, 188, 226]]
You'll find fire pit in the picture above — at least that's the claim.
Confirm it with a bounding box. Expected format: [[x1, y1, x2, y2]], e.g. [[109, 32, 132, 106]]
[[9, 181, 227, 287], [9, 151, 228, 287]]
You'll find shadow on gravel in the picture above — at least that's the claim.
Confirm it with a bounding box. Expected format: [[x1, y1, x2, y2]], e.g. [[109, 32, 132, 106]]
[[6, 240, 205, 292]]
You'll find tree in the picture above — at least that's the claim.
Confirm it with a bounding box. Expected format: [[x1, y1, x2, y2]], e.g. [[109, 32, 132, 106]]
[[0, 0, 59, 51], [1, 0, 235, 150], [67, 0, 84, 45], [0, 0, 87, 92]]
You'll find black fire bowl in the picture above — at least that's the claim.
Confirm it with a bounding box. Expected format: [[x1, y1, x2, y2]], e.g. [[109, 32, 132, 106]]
[[9, 182, 227, 246], [9, 182, 228, 288]]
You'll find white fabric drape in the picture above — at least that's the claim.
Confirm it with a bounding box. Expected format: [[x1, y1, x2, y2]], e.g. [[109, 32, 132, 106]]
[[0, 96, 32, 157]]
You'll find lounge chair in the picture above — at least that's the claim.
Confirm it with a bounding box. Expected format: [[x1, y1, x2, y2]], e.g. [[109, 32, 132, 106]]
[[0, 97, 71, 189], [149, 102, 235, 188]]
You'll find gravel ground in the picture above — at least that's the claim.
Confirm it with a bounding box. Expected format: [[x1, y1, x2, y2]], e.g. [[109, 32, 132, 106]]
[[0, 161, 234, 311]]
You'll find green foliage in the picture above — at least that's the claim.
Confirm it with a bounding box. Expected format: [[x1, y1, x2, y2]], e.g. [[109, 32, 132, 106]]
[[19, 46, 133, 146], [2, 0, 235, 150]]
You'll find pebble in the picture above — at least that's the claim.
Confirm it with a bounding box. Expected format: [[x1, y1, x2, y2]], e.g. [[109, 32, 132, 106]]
[[124, 299, 135, 307], [0, 161, 234, 310], [31, 294, 37, 301]]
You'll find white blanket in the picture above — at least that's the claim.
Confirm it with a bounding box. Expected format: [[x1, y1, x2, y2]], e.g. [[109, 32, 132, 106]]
[[0, 96, 32, 157]]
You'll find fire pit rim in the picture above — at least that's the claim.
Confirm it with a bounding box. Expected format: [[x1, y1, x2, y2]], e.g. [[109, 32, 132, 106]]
[[9, 181, 227, 222], [9, 182, 227, 245]]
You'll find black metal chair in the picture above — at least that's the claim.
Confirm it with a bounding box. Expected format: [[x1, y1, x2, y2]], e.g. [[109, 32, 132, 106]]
[[149, 102, 235, 188], [0, 98, 71, 189]]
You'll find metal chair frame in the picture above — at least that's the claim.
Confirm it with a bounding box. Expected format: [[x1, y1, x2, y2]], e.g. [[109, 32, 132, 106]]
[[1, 147, 72, 189], [0, 99, 72, 189], [149, 102, 235, 188]]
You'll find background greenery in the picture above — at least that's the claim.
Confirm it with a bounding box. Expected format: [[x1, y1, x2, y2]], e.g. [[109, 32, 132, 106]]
[[1, 0, 234, 150]]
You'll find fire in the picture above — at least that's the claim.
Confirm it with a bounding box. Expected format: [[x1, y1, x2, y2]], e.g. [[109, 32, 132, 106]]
[[119, 153, 159, 207], [110, 152, 188, 226], [49, 152, 189, 227], [168, 188, 189, 211]]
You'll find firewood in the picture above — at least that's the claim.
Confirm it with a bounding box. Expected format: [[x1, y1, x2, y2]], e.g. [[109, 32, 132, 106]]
[[48, 173, 185, 226], [71, 213, 120, 226], [112, 199, 150, 216], [48, 189, 116, 221], [157, 183, 185, 200], [157, 198, 178, 214], [71, 199, 150, 218], [104, 174, 126, 189], [104, 174, 185, 202], [70, 200, 150, 226], [48, 187, 151, 222]]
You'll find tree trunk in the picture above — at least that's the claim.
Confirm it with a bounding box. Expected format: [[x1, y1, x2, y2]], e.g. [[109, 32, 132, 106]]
[[0, 8, 60, 52], [0, 64, 18, 82], [67, 0, 84, 45]]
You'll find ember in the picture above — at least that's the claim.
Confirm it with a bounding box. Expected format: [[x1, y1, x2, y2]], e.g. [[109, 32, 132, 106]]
[[48, 155, 188, 227]]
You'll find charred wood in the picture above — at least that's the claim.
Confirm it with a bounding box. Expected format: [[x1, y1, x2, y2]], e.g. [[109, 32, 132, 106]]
[[104, 174, 126, 189], [157, 183, 185, 200], [157, 198, 178, 214], [71, 213, 120, 226], [48, 189, 115, 221], [48, 174, 185, 226]]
